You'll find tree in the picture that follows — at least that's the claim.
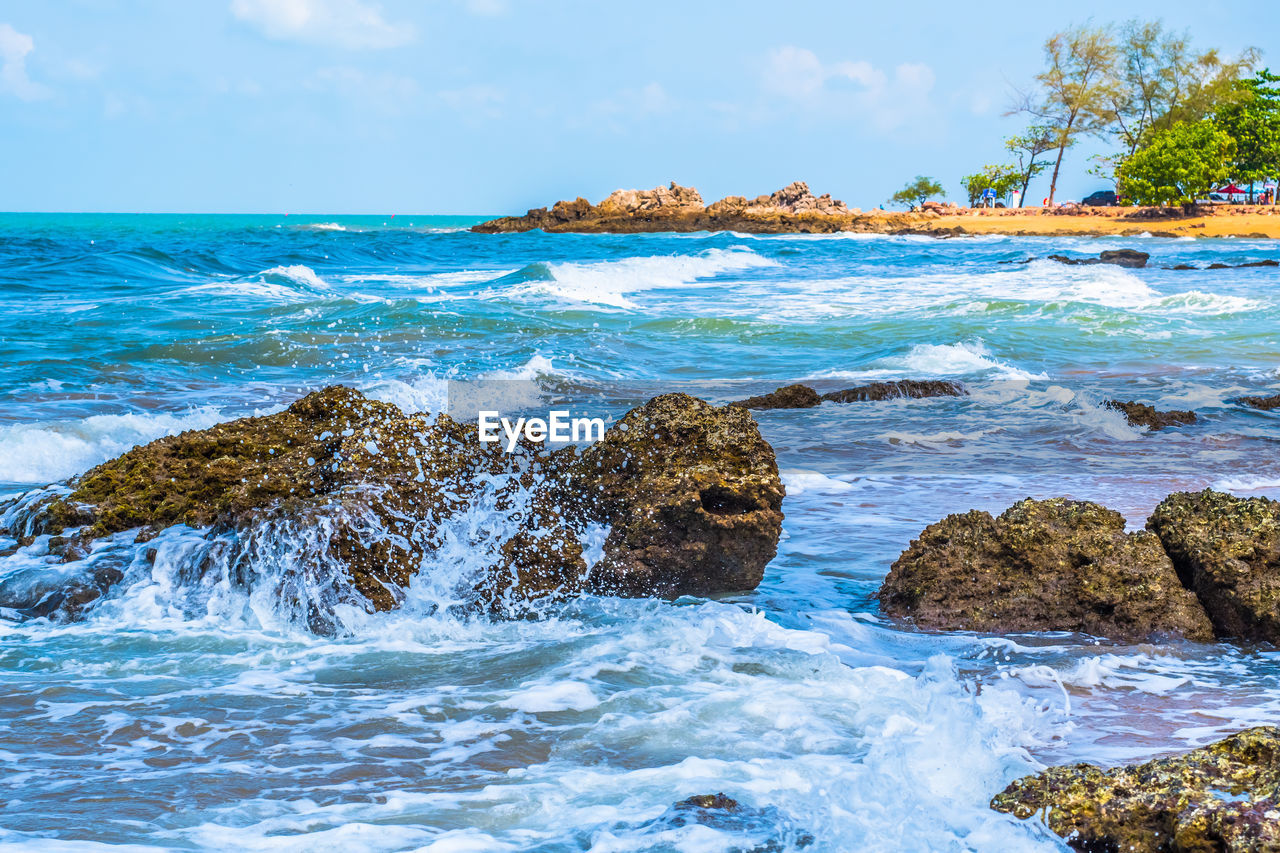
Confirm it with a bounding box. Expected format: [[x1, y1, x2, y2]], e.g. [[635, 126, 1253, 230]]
[[1116, 119, 1235, 206], [1103, 20, 1260, 158], [890, 176, 944, 208], [961, 165, 1021, 206], [1004, 126, 1058, 205], [1014, 24, 1119, 205], [1214, 69, 1280, 199]]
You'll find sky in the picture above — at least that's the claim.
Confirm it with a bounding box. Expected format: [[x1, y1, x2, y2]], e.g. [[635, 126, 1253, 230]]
[[1, 0, 1277, 214]]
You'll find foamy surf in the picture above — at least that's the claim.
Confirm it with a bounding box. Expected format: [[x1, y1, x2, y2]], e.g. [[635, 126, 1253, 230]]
[[505, 247, 778, 308]]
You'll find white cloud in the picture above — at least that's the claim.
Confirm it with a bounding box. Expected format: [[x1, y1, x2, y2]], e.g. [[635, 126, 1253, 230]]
[[763, 46, 935, 131], [0, 23, 51, 101], [230, 0, 414, 49]]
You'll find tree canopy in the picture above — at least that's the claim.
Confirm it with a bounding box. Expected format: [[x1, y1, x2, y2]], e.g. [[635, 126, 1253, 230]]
[[1116, 120, 1236, 205], [961, 165, 1021, 206], [890, 176, 944, 208]]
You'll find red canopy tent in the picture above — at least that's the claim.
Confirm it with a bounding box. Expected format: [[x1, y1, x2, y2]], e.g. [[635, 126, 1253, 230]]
[[1215, 184, 1248, 194]]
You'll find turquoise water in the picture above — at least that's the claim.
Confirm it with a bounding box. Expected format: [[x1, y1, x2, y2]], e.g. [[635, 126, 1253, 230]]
[[1, 214, 1279, 851]]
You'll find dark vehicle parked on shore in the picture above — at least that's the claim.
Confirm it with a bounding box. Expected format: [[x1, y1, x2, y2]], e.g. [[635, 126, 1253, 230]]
[[1082, 190, 1117, 206]]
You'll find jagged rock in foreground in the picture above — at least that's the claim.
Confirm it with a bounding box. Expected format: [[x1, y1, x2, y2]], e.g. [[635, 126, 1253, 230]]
[[992, 726, 1280, 852], [0, 387, 784, 626], [472, 181, 861, 234], [877, 498, 1214, 642], [733, 380, 966, 409], [1106, 399, 1197, 430], [567, 393, 784, 597], [1236, 393, 1280, 411], [1149, 490, 1280, 642], [1047, 249, 1150, 268]]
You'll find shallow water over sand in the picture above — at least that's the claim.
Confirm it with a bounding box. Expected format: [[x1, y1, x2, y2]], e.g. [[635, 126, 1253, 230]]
[[1, 214, 1279, 851]]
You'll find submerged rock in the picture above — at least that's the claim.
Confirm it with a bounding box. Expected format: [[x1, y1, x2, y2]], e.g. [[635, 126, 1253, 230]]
[[1048, 249, 1150, 268], [878, 497, 1213, 642], [733, 384, 822, 410], [992, 726, 1280, 852], [733, 380, 966, 409], [634, 793, 815, 851], [0, 387, 784, 626], [1148, 490, 1280, 642], [1106, 399, 1197, 430], [821, 380, 966, 403], [1236, 393, 1280, 411]]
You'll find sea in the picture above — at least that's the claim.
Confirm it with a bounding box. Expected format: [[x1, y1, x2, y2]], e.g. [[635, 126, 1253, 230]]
[[0, 213, 1278, 851]]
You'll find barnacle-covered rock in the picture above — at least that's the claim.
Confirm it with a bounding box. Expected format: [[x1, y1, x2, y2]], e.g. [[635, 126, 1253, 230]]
[[992, 726, 1280, 852], [878, 497, 1214, 642], [0, 387, 784, 626], [567, 393, 785, 597], [1148, 489, 1280, 642]]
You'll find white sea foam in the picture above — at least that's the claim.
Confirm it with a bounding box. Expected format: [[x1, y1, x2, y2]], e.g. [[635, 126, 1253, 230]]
[[780, 470, 855, 495], [516, 248, 778, 309], [812, 340, 1047, 382], [0, 407, 229, 484], [182, 265, 331, 301], [361, 374, 450, 415]]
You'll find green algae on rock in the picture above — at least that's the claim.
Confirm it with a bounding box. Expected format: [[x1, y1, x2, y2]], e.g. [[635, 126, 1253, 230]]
[[992, 726, 1280, 852], [878, 497, 1214, 642], [1148, 489, 1280, 642], [1, 386, 784, 625]]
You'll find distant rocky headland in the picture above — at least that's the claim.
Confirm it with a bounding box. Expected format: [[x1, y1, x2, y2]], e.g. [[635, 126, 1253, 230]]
[[472, 181, 1280, 238]]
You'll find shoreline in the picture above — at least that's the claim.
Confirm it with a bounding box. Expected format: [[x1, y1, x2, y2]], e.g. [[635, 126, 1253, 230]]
[[472, 181, 1280, 238]]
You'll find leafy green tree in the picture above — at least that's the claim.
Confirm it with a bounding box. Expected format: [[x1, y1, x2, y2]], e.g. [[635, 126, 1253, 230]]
[[961, 165, 1022, 206], [1004, 126, 1058, 205], [1105, 20, 1259, 157], [889, 176, 944, 208], [1013, 24, 1119, 205], [1214, 69, 1280, 199], [1116, 119, 1235, 205]]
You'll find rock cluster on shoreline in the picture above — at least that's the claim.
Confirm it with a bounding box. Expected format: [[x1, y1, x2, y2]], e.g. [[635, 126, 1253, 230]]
[[0, 387, 784, 626], [472, 181, 864, 234], [471, 182, 1280, 236]]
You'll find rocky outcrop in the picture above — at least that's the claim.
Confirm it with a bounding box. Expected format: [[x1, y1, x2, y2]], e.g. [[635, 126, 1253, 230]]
[[733, 380, 966, 409], [1107, 399, 1197, 430], [877, 498, 1214, 642], [472, 181, 861, 234], [1236, 393, 1280, 411], [1048, 249, 1150, 268], [567, 393, 785, 597], [1148, 490, 1280, 642], [0, 387, 784, 626], [992, 726, 1280, 852]]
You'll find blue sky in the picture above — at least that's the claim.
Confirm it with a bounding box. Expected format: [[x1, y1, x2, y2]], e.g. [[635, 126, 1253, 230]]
[[2, 0, 1277, 214]]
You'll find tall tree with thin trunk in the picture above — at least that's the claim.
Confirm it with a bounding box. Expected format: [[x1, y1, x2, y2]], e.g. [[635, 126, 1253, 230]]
[[1013, 25, 1119, 205], [1105, 19, 1259, 157], [1005, 126, 1058, 206]]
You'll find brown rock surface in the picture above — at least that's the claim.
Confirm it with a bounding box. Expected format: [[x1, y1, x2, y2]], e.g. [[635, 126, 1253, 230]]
[[992, 726, 1280, 852], [1148, 490, 1280, 642], [878, 497, 1214, 642], [567, 393, 784, 597], [0, 388, 785, 626], [1106, 399, 1197, 430]]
